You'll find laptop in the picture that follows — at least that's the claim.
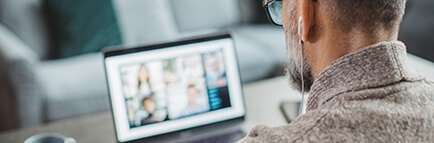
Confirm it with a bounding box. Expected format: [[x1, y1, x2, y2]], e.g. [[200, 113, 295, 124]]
[[103, 33, 246, 143]]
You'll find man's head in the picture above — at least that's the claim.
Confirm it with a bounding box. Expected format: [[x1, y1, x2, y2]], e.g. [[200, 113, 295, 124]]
[[264, 0, 406, 92], [325, 0, 406, 32], [142, 96, 155, 114]]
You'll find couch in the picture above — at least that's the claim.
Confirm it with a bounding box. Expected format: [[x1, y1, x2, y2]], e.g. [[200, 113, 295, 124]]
[[0, 0, 287, 131]]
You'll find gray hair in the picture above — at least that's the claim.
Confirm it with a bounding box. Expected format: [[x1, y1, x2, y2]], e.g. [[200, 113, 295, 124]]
[[325, 0, 407, 32]]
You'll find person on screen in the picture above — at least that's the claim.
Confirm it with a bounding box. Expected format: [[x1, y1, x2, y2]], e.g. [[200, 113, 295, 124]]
[[137, 64, 152, 96], [238, 0, 433, 142], [180, 84, 208, 117], [205, 53, 226, 87], [137, 96, 165, 125]]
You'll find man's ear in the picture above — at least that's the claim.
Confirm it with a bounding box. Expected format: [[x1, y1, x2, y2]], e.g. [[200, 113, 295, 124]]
[[300, 0, 315, 42]]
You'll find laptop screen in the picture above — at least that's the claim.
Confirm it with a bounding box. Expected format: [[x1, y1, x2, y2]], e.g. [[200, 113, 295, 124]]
[[103, 34, 245, 142]]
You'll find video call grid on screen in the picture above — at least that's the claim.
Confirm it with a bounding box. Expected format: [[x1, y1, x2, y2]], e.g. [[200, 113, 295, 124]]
[[104, 38, 245, 142], [119, 49, 231, 128]]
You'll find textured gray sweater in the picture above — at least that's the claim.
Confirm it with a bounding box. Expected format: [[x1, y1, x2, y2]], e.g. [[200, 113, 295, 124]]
[[238, 41, 434, 142]]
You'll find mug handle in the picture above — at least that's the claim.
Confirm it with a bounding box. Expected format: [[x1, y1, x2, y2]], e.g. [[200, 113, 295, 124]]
[[64, 137, 77, 143]]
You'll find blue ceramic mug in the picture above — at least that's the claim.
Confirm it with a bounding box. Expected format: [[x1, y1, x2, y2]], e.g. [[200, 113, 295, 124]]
[[24, 133, 76, 143]]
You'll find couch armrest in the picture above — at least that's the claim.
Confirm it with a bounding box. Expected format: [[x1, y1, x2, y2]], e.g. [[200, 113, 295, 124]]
[[0, 24, 39, 63], [0, 23, 42, 130]]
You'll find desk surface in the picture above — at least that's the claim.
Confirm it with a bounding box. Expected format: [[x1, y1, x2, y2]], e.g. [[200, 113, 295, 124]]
[[0, 76, 301, 143]]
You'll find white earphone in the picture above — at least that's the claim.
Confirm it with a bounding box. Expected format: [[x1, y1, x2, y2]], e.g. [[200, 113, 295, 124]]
[[298, 16, 303, 38], [298, 16, 307, 115]]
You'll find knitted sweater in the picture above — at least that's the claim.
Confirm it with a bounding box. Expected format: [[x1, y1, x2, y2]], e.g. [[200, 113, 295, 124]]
[[238, 41, 434, 142]]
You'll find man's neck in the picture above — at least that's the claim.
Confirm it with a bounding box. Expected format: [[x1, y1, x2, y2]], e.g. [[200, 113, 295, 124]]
[[307, 28, 399, 77]]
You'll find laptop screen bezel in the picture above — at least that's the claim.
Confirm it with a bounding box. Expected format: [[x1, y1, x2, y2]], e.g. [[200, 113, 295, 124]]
[[103, 33, 246, 142]]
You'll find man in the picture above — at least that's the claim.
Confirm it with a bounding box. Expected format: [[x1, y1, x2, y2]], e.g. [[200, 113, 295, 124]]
[[238, 0, 433, 142], [181, 84, 208, 117], [139, 96, 165, 125]]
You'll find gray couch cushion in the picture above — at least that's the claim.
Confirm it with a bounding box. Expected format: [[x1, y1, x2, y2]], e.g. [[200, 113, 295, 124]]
[[37, 53, 109, 121], [113, 0, 179, 45], [0, 0, 49, 59], [232, 33, 277, 83], [229, 25, 287, 83], [170, 0, 241, 32], [6, 60, 43, 127], [229, 25, 286, 82], [232, 25, 286, 67]]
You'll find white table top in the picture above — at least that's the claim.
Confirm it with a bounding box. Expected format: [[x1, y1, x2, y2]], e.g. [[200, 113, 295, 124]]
[[241, 76, 302, 131]]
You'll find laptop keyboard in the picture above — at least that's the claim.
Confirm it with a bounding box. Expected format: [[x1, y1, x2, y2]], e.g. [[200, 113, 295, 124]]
[[188, 130, 246, 143]]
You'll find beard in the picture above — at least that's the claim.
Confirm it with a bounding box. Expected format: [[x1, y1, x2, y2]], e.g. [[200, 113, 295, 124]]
[[284, 1, 314, 93]]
